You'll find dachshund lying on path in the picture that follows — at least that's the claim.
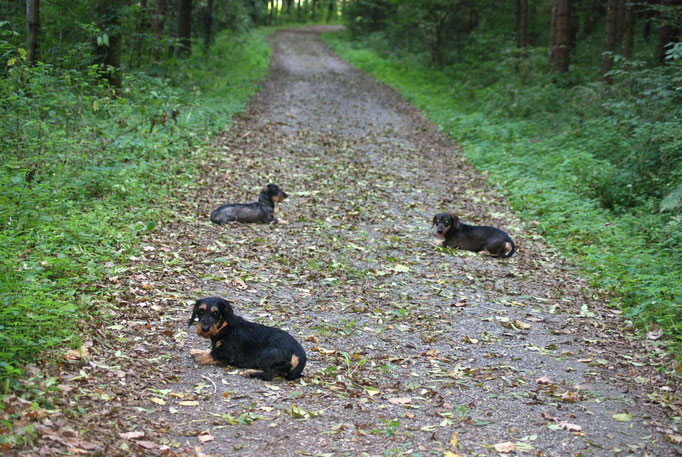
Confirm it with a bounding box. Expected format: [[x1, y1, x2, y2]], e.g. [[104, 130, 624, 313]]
[[188, 297, 306, 381], [432, 212, 515, 258]]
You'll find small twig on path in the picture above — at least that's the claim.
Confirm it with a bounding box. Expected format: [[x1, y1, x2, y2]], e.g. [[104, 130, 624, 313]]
[[202, 375, 217, 394]]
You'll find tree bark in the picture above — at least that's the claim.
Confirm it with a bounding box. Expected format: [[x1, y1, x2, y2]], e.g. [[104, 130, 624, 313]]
[[95, 0, 125, 90], [548, 0, 571, 72], [202, 0, 214, 49], [176, 0, 192, 57], [623, 2, 635, 58], [327, 0, 335, 22], [151, 0, 167, 58], [311, 0, 318, 20], [26, 0, 40, 66], [602, 0, 619, 83], [514, 0, 528, 48], [655, 0, 681, 64]]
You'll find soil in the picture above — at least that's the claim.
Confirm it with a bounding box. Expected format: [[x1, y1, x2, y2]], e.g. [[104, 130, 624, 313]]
[[8, 26, 681, 457]]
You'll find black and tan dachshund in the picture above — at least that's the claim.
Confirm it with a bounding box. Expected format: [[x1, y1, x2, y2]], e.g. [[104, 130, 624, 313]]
[[210, 183, 288, 225], [432, 212, 516, 258], [188, 297, 306, 381]]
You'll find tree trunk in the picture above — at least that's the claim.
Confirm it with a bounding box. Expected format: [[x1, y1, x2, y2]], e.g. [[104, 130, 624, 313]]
[[327, 0, 335, 22], [151, 0, 167, 59], [548, 0, 571, 72], [514, 0, 528, 48], [616, 0, 626, 43], [95, 0, 125, 90], [202, 0, 213, 49], [311, 0, 317, 20], [655, 0, 681, 64], [602, 0, 619, 83], [623, 2, 635, 58], [26, 0, 40, 66], [286, 0, 292, 16], [176, 0, 192, 57]]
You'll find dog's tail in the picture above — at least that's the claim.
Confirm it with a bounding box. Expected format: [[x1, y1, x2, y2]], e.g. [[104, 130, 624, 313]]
[[501, 240, 516, 258]]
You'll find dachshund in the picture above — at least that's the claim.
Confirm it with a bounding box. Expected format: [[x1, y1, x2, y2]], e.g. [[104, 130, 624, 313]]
[[188, 297, 306, 381], [210, 184, 288, 225], [432, 212, 515, 258]]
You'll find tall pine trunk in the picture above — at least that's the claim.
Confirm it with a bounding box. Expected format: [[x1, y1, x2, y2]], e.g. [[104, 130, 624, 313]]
[[548, 0, 571, 72], [514, 0, 528, 48], [26, 0, 40, 65], [176, 0, 192, 57], [151, 0, 167, 58], [95, 0, 125, 91], [655, 0, 681, 64], [622, 2, 635, 58], [602, 0, 619, 83], [202, 0, 213, 49]]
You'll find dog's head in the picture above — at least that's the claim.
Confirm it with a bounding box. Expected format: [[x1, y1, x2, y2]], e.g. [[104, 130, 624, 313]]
[[263, 183, 288, 203], [187, 297, 235, 339], [432, 212, 459, 238]]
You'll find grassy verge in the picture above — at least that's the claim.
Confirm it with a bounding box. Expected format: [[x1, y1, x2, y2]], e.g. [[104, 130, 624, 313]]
[[323, 32, 681, 361], [0, 28, 271, 382]]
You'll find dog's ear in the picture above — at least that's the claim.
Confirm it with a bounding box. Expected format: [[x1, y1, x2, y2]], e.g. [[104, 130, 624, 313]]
[[187, 300, 200, 326], [450, 214, 460, 230], [218, 298, 235, 325], [431, 214, 438, 226]]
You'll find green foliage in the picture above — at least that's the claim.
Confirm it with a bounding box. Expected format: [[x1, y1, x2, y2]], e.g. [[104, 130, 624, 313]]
[[0, 27, 271, 381], [324, 31, 682, 352]]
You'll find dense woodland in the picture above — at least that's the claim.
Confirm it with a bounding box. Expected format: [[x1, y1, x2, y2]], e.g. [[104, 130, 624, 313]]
[[1, 0, 681, 384]]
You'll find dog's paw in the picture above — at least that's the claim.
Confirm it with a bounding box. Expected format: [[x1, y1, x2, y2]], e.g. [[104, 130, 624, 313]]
[[432, 238, 444, 246], [276, 218, 289, 225], [239, 369, 264, 378], [190, 349, 216, 365]]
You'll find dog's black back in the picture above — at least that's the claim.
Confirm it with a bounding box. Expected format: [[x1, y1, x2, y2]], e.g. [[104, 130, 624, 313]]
[[188, 297, 306, 380], [210, 184, 288, 225], [433, 212, 515, 258]]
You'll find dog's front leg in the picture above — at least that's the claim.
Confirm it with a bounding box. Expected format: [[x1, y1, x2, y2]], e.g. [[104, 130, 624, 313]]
[[190, 349, 217, 365]]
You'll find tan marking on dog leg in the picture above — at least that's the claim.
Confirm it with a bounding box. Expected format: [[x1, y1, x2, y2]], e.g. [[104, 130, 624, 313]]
[[504, 242, 513, 255], [290, 354, 300, 370], [239, 369, 263, 378], [215, 341, 223, 348], [190, 349, 217, 365], [479, 250, 491, 256]]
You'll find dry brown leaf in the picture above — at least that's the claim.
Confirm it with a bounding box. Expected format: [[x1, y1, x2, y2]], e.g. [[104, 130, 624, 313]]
[[197, 434, 215, 443], [559, 422, 582, 432], [666, 434, 682, 444], [387, 397, 411, 405], [136, 440, 158, 449], [493, 442, 515, 453], [535, 376, 552, 385], [179, 400, 200, 406], [561, 391, 577, 403], [119, 431, 144, 440]]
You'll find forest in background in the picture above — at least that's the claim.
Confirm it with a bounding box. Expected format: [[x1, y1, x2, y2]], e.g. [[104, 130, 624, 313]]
[[327, 0, 681, 356], [1, 0, 681, 388]]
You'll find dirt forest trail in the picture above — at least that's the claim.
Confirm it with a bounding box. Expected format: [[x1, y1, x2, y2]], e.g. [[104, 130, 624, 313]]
[[12, 26, 681, 457]]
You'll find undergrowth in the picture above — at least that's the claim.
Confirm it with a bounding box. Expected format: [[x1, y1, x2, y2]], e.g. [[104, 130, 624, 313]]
[[0, 28, 271, 382], [323, 31, 682, 360]]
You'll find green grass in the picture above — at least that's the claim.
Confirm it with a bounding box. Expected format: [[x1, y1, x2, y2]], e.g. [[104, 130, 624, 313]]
[[0, 28, 271, 381], [323, 31, 682, 358]]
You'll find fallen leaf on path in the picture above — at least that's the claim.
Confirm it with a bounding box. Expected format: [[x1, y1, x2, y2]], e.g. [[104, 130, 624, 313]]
[[666, 434, 682, 444], [493, 442, 515, 453], [136, 440, 158, 449], [119, 431, 144, 440], [558, 422, 582, 432], [197, 434, 214, 443], [388, 397, 411, 405], [612, 413, 632, 422], [535, 376, 552, 385], [179, 400, 200, 407]]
